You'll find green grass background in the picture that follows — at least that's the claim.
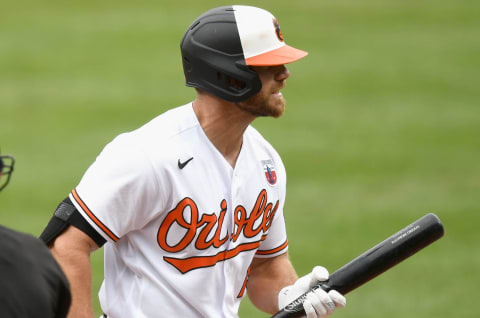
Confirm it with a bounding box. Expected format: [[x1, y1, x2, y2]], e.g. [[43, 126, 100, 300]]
[[1, 0, 478, 317]]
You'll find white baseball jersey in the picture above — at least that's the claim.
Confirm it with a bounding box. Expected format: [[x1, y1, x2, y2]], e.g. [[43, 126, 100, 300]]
[[69, 103, 288, 317]]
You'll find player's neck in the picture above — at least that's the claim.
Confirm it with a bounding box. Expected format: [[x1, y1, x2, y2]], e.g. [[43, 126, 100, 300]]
[[193, 95, 255, 168]]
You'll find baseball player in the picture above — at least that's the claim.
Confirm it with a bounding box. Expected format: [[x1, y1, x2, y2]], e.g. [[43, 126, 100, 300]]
[[40, 6, 346, 318], [0, 152, 71, 317]]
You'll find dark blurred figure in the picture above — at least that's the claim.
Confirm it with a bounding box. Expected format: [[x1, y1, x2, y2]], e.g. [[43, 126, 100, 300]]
[[0, 152, 71, 317]]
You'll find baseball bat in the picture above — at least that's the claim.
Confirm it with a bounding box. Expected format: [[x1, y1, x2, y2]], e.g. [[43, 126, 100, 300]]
[[271, 213, 445, 318]]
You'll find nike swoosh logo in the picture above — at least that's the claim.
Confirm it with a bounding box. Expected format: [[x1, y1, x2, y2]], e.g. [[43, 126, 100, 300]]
[[178, 157, 194, 169]]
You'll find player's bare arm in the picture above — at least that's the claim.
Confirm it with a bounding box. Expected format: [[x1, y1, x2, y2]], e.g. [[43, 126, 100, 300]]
[[248, 254, 346, 317], [50, 226, 99, 318], [247, 252, 298, 314]]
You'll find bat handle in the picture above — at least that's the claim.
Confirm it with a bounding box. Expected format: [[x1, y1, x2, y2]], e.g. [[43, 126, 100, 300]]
[[271, 282, 331, 318]]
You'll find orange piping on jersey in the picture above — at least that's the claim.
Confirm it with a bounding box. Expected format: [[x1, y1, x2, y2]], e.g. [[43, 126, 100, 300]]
[[71, 188, 119, 242], [237, 266, 251, 298], [164, 240, 262, 274], [255, 239, 288, 256]]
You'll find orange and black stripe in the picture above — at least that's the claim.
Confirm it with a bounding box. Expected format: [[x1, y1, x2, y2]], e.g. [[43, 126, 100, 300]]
[[255, 239, 288, 256], [71, 188, 119, 242]]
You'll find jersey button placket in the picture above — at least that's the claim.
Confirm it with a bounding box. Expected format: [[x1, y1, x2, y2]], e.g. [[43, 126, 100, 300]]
[[229, 169, 240, 247]]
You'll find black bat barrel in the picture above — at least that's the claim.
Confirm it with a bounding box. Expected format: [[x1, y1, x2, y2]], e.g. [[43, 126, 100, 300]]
[[272, 213, 444, 318]]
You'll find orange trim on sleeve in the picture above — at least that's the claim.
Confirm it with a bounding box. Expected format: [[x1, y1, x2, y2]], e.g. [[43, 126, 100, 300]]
[[255, 239, 288, 256], [71, 188, 119, 242]]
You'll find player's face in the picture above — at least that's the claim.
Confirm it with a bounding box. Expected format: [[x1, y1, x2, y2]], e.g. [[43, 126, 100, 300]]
[[235, 65, 290, 118]]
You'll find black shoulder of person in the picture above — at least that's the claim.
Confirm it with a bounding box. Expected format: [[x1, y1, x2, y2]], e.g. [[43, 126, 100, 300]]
[[0, 225, 71, 318]]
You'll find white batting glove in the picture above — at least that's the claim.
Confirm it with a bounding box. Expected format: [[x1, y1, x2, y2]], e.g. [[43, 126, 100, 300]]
[[278, 266, 346, 318]]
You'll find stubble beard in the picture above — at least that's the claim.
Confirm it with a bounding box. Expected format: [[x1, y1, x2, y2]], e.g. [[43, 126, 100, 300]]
[[235, 91, 286, 118]]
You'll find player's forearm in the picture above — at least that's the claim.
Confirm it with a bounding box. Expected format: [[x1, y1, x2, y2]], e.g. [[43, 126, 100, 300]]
[[50, 226, 97, 318], [59, 253, 95, 318], [247, 253, 298, 314]]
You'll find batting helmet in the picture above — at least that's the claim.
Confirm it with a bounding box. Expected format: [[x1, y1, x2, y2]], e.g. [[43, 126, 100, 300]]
[[0, 153, 15, 192], [180, 5, 308, 102]]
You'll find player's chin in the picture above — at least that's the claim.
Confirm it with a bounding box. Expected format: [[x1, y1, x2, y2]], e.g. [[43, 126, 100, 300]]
[[268, 95, 286, 118]]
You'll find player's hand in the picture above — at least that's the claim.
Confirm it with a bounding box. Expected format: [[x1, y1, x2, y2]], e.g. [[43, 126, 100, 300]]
[[278, 266, 346, 318]]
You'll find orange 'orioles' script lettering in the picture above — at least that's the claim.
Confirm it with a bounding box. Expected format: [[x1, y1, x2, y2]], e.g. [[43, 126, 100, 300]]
[[157, 189, 279, 273]]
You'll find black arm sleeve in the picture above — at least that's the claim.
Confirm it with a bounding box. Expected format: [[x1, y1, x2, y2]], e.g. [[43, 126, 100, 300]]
[[40, 197, 107, 247]]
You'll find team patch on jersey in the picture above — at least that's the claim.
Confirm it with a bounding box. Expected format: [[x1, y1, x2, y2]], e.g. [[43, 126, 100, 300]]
[[261, 159, 277, 186]]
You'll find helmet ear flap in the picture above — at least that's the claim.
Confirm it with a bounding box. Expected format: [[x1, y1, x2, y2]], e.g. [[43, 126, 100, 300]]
[[187, 64, 261, 102], [224, 73, 261, 100], [230, 61, 262, 98]]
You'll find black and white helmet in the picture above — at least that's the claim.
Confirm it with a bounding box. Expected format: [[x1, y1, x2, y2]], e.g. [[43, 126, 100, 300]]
[[180, 5, 308, 102]]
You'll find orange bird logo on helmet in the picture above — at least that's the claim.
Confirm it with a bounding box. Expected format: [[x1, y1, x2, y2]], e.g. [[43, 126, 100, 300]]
[[273, 18, 284, 42]]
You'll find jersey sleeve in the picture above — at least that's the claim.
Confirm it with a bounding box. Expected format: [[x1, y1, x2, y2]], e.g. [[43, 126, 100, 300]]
[[255, 152, 288, 258], [255, 212, 288, 258], [69, 134, 163, 243]]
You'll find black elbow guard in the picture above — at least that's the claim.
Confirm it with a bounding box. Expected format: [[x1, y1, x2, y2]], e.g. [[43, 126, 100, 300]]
[[40, 197, 106, 247]]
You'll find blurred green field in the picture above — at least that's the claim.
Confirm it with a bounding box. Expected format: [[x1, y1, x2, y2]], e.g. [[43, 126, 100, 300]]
[[1, 0, 479, 317]]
